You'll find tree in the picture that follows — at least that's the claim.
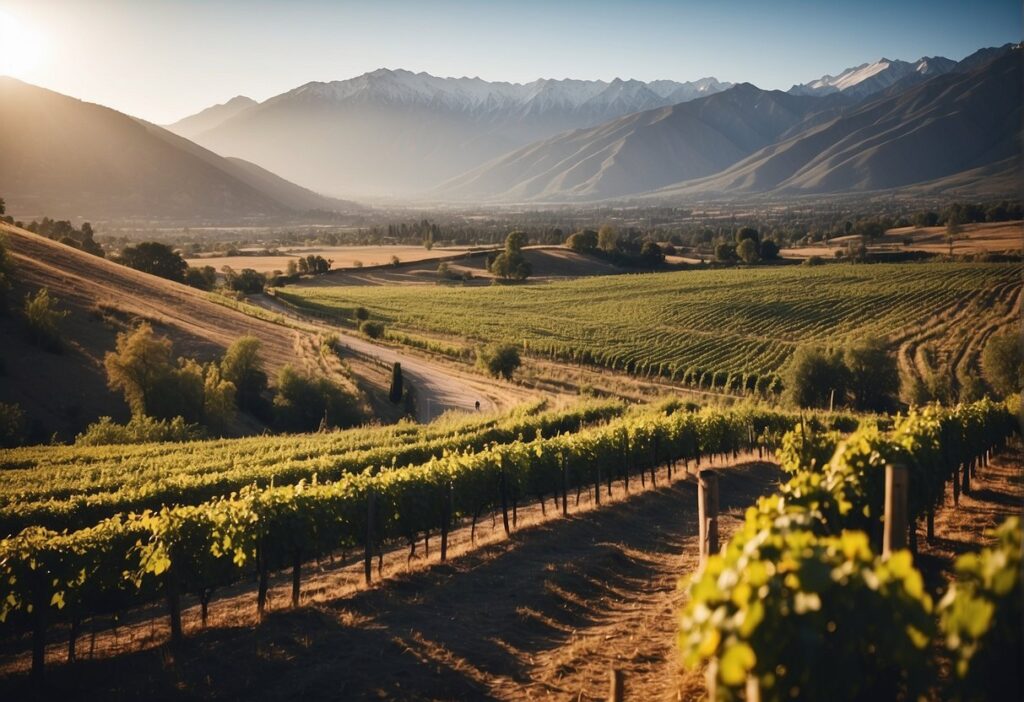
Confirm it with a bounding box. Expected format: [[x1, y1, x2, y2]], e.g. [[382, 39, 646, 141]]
[[640, 241, 665, 265], [981, 330, 1023, 397], [477, 343, 521, 380], [736, 238, 760, 264], [758, 240, 780, 260], [355, 307, 370, 321], [224, 267, 265, 293], [735, 227, 759, 244], [715, 243, 736, 262], [273, 366, 361, 432], [783, 346, 848, 409], [117, 242, 187, 282], [843, 337, 899, 411], [389, 362, 403, 403], [184, 265, 217, 290], [490, 230, 532, 281], [220, 336, 268, 413], [104, 324, 177, 417], [598, 225, 619, 253], [0, 197, 5, 215], [566, 230, 598, 253], [202, 364, 236, 435], [22, 288, 68, 351]]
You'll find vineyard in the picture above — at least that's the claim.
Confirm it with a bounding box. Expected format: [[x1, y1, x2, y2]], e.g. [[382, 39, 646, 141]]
[[281, 262, 1023, 394], [0, 398, 834, 679], [0, 395, 1018, 699]]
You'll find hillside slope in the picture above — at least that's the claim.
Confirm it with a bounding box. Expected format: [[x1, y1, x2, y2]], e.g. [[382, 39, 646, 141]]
[[434, 86, 847, 202], [165, 95, 257, 140], [0, 78, 358, 222], [650, 49, 1021, 198], [0, 223, 349, 441]]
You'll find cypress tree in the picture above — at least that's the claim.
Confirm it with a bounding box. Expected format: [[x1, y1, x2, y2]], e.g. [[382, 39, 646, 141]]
[[389, 362, 403, 403]]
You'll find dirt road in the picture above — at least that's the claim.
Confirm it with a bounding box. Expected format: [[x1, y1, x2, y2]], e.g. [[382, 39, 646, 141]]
[[258, 293, 522, 422]]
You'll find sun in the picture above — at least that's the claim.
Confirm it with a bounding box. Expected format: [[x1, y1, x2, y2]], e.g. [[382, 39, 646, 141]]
[[0, 8, 46, 78]]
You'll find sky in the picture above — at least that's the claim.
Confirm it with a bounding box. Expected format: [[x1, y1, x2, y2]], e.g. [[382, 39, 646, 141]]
[[0, 0, 1019, 124]]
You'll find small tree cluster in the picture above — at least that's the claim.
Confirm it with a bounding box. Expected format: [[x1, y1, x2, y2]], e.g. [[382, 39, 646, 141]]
[[981, 330, 1023, 397], [104, 323, 237, 430], [184, 265, 217, 291], [222, 267, 266, 294], [717, 228, 781, 263], [273, 365, 361, 432], [25, 218, 104, 257], [296, 255, 332, 275], [117, 242, 187, 282], [489, 231, 532, 281], [783, 337, 899, 411]]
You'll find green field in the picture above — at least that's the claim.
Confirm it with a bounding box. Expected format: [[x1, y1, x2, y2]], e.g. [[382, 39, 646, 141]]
[[283, 262, 1023, 392]]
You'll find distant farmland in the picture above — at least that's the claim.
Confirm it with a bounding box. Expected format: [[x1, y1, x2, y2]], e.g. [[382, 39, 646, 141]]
[[282, 262, 1023, 393]]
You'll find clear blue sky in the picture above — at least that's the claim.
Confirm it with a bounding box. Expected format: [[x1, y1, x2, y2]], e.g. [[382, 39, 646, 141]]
[[1, 0, 1019, 123]]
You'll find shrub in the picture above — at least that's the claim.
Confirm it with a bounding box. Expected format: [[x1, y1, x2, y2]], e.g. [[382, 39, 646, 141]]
[[476, 343, 521, 380], [843, 337, 899, 412], [782, 346, 848, 409], [22, 288, 68, 351], [981, 330, 1023, 397], [359, 320, 384, 338], [803, 255, 824, 266], [75, 415, 202, 446], [566, 230, 598, 252], [220, 336, 268, 414], [224, 267, 265, 294], [273, 365, 362, 432], [184, 265, 217, 291], [355, 306, 369, 321]]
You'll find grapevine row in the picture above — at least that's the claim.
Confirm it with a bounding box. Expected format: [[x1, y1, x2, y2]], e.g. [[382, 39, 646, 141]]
[[0, 404, 809, 676], [679, 398, 1019, 701]]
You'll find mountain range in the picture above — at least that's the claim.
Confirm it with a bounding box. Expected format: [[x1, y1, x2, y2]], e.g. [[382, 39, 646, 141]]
[[0, 44, 1016, 221], [0, 78, 357, 221], [433, 44, 1020, 202], [167, 70, 733, 197]]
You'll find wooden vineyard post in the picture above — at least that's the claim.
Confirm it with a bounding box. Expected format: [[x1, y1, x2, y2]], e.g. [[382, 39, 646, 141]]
[[926, 508, 935, 543], [960, 457, 971, 497], [561, 453, 569, 517], [883, 463, 908, 558], [440, 482, 452, 562], [698, 470, 720, 567], [746, 674, 762, 702], [499, 455, 511, 536], [952, 463, 960, 506], [607, 669, 624, 702], [365, 489, 376, 585]]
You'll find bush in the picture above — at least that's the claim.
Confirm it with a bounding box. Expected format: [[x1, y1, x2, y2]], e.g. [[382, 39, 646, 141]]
[[273, 365, 362, 432], [477, 343, 521, 380], [0, 402, 26, 448], [220, 336, 268, 415], [783, 346, 848, 409], [843, 337, 899, 412], [360, 320, 384, 338], [715, 243, 736, 262], [803, 255, 824, 266], [981, 330, 1023, 397], [75, 415, 202, 446], [355, 306, 369, 321], [22, 288, 68, 351]]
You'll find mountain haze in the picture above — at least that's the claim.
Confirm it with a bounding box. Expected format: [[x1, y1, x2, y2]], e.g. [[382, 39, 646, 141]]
[[165, 95, 257, 140], [433, 86, 850, 201], [184, 69, 732, 197], [0, 78, 357, 221]]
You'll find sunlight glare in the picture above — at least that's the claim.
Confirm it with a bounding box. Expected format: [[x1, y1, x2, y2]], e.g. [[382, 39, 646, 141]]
[[0, 8, 46, 78]]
